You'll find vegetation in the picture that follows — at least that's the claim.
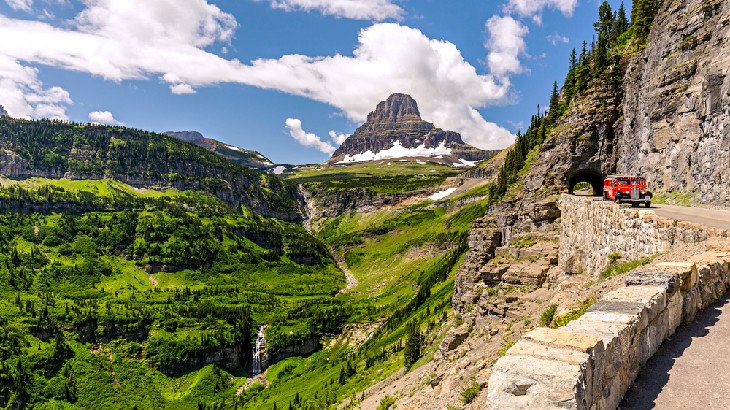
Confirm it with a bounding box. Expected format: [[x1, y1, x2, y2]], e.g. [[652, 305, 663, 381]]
[[540, 304, 558, 326], [287, 162, 461, 196], [551, 298, 597, 328], [601, 256, 654, 280], [460, 381, 483, 405]]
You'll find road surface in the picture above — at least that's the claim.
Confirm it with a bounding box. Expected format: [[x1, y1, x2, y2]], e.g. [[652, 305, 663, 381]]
[[652, 203, 730, 231], [617, 202, 730, 409], [620, 295, 730, 409]]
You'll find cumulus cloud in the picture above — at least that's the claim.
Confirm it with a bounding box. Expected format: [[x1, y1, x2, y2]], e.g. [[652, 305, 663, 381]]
[[266, 0, 403, 21], [485, 16, 529, 78], [0, 2, 515, 148], [285, 118, 336, 154], [0, 59, 71, 120], [547, 32, 569, 45], [89, 110, 123, 125], [328, 130, 349, 145], [504, 0, 579, 19], [5, 0, 32, 12]]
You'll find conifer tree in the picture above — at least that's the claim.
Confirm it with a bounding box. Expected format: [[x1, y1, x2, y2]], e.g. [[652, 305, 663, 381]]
[[548, 81, 560, 123], [616, 2, 629, 38], [564, 48, 578, 101], [403, 325, 422, 367]]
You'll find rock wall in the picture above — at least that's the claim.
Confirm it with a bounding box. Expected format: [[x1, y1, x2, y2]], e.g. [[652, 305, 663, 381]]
[[620, 0, 730, 205], [559, 194, 721, 275], [487, 248, 730, 409]]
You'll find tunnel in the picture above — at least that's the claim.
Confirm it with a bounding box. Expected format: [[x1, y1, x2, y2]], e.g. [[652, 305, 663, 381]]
[[567, 168, 604, 196]]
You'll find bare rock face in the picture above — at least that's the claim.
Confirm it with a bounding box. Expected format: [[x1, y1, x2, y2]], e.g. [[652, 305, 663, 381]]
[[620, 0, 730, 205], [330, 93, 499, 164]]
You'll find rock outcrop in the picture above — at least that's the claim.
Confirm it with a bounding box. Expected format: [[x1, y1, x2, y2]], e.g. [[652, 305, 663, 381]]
[[330, 94, 499, 165], [619, 0, 730, 205]]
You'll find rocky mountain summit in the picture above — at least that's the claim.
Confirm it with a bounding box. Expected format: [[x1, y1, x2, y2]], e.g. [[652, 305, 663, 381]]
[[330, 93, 499, 165], [164, 131, 274, 170]]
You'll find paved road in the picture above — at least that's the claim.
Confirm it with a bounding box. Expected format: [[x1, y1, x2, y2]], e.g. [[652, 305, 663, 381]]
[[620, 295, 730, 409], [652, 204, 730, 231]]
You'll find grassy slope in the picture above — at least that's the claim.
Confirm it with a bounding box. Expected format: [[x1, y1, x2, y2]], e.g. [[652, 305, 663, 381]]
[[240, 163, 493, 409]]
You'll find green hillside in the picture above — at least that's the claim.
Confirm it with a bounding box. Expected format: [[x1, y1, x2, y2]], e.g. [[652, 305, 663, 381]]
[[0, 118, 301, 219]]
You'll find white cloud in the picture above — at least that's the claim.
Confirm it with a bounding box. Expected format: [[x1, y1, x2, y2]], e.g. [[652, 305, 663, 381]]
[[547, 32, 569, 45], [485, 16, 529, 78], [88, 110, 123, 125], [266, 0, 403, 21], [328, 130, 349, 145], [285, 118, 336, 155], [0, 59, 70, 120], [504, 0, 579, 18], [5, 0, 32, 12], [170, 83, 196, 94], [0, 3, 515, 148]]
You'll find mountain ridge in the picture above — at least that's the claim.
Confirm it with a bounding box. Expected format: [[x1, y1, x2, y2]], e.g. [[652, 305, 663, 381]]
[[163, 131, 275, 171]]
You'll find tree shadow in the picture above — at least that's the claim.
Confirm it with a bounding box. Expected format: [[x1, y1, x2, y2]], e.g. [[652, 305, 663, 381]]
[[619, 294, 729, 409]]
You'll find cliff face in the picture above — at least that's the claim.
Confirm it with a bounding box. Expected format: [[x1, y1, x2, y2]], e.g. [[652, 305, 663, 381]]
[[331, 93, 499, 164], [620, 0, 730, 205]]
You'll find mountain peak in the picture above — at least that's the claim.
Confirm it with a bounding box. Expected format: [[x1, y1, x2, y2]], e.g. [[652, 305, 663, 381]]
[[368, 93, 421, 123], [331, 93, 498, 165]]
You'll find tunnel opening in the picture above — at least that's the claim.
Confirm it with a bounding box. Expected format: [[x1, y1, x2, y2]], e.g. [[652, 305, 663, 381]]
[[568, 169, 605, 196]]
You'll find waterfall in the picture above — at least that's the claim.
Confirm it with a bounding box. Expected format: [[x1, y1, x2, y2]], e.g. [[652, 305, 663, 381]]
[[252, 325, 267, 375]]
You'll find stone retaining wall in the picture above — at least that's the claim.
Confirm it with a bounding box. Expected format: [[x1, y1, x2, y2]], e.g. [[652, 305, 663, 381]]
[[558, 194, 717, 276], [486, 247, 730, 409]]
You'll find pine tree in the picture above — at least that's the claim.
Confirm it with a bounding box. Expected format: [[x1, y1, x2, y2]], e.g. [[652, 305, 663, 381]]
[[593, 1, 613, 75], [631, 0, 658, 44], [548, 81, 560, 123], [403, 325, 422, 367], [564, 48, 578, 101], [616, 2, 629, 38], [574, 41, 590, 94]]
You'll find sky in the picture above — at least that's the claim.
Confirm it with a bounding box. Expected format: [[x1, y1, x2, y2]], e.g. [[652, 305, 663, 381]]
[[0, 0, 631, 164]]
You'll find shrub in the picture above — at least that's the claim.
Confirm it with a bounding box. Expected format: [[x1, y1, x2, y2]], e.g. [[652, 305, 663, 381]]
[[377, 395, 396, 410], [540, 304, 558, 326], [461, 381, 483, 404]]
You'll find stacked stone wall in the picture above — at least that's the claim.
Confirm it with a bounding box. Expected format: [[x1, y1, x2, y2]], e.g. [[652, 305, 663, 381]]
[[558, 194, 719, 275]]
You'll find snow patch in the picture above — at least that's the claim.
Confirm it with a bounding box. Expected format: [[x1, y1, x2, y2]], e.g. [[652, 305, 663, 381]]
[[224, 144, 241, 152], [336, 141, 453, 164], [272, 165, 286, 175], [416, 161, 426, 165], [453, 158, 478, 167], [428, 188, 458, 201]]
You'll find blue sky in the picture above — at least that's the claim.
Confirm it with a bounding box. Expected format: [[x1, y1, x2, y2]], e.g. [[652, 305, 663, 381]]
[[0, 0, 630, 164]]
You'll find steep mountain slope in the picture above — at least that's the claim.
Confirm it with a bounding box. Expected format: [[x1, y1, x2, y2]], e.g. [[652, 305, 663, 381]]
[[163, 131, 275, 171], [0, 118, 302, 219], [620, 0, 730, 205], [331, 94, 499, 165]]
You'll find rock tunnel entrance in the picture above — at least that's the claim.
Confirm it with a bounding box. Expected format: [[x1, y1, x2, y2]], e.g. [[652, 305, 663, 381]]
[[568, 169, 604, 196]]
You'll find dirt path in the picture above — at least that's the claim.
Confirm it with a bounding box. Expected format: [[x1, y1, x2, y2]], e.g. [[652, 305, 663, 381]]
[[653, 204, 730, 230], [621, 295, 730, 409], [147, 275, 158, 286]]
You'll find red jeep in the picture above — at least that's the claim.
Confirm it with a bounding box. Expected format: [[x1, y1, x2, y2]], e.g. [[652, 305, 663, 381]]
[[603, 176, 653, 207]]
